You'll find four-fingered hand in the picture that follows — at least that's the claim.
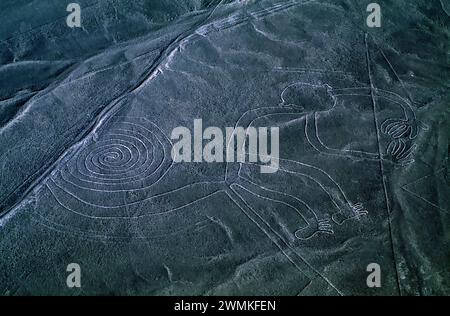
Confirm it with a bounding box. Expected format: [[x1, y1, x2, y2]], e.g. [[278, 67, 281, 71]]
[[381, 117, 425, 165], [385, 138, 417, 165], [381, 118, 419, 140]]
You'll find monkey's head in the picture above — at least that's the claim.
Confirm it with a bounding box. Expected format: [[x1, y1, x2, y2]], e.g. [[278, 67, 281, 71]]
[[280, 82, 335, 112]]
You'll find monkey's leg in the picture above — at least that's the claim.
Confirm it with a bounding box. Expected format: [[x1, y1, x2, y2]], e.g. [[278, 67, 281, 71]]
[[231, 174, 333, 241], [276, 158, 368, 225]]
